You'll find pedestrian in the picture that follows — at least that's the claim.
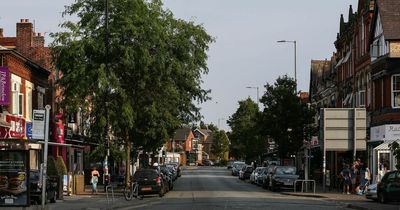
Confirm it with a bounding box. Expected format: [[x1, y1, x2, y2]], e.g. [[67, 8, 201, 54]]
[[91, 167, 100, 194], [340, 165, 351, 194]]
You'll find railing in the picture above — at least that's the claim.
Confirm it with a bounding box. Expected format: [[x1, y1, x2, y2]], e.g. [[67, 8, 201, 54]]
[[294, 179, 316, 194], [106, 184, 115, 206]]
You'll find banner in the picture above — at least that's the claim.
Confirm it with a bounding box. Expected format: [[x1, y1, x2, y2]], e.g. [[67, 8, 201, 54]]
[[0, 67, 9, 105], [0, 150, 29, 207]]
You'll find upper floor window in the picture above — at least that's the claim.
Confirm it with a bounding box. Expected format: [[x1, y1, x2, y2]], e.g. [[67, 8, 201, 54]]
[[11, 74, 23, 116], [392, 74, 400, 108]]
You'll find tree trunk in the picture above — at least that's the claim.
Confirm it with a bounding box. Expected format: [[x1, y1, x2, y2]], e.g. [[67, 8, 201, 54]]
[[125, 136, 131, 186]]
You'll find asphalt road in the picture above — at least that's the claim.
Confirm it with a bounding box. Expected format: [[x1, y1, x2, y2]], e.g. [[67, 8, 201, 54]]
[[115, 166, 349, 210], [21, 166, 354, 210]]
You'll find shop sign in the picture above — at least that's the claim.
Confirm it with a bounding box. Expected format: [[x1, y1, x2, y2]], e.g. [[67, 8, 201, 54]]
[[25, 122, 32, 140], [0, 67, 10, 105], [0, 150, 29, 207], [370, 124, 400, 141]]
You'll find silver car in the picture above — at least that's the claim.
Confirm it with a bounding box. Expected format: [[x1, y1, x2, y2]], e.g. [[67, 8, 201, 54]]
[[365, 183, 377, 201]]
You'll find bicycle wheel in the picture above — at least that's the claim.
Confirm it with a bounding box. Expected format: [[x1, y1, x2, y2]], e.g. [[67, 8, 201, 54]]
[[123, 185, 133, 201]]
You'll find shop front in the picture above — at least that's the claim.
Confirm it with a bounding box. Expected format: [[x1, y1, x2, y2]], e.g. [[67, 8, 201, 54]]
[[370, 124, 400, 182]]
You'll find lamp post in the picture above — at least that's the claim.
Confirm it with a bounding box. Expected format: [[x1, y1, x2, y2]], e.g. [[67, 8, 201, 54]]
[[246, 86, 259, 105], [277, 40, 297, 93]]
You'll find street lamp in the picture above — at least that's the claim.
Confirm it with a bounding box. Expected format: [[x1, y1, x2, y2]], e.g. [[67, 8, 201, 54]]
[[246, 86, 259, 105], [277, 40, 297, 93]]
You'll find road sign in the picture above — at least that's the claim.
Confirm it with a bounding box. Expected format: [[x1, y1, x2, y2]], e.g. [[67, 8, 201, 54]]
[[32, 109, 45, 140]]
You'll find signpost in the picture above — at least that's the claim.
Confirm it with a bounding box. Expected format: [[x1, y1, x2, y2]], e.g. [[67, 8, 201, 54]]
[[320, 108, 366, 192], [41, 105, 51, 209]]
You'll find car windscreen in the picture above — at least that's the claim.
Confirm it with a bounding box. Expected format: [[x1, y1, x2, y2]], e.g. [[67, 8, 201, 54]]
[[275, 167, 296, 175]]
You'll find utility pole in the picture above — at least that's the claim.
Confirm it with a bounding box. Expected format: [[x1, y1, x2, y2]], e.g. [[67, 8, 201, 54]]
[[103, 0, 110, 185]]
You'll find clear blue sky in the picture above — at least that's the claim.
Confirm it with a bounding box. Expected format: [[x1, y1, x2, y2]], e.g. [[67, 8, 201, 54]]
[[0, 0, 358, 131]]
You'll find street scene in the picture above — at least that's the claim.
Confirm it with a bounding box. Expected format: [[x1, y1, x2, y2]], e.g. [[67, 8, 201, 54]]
[[12, 166, 400, 210], [0, 0, 400, 210]]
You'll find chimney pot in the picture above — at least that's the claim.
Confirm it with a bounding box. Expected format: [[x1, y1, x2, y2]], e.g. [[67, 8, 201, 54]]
[[38, 33, 41, 36], [20, 19, 24, 23], [25, 19, 29, 23]]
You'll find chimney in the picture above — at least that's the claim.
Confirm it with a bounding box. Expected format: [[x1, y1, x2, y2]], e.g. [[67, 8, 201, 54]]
[[16, 19, 33, 55], [0, 28, 3, 38], [32, 32, 45, 47]]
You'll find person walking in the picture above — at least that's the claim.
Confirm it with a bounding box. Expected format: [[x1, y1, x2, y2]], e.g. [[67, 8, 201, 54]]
[[341, 165, 351, 194], [91, 167, 100, 194]]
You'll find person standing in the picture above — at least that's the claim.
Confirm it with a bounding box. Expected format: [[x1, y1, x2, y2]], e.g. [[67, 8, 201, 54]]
[[341, 165, 351, 194], [91, 167, 100, 194]]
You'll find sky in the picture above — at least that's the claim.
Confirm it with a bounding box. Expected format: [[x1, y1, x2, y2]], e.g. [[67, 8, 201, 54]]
[[0, 0, 358, 131]]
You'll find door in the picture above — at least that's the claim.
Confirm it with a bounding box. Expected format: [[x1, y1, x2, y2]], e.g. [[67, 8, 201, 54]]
[[377, 151, 390, 182]]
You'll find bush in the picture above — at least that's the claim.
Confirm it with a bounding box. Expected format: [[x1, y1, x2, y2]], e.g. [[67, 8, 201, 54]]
[[55, 156, 68, 175], [47, 156, 58, 176]]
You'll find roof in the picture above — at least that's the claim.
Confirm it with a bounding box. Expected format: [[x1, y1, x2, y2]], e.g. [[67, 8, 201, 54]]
[[0, 37, 16, 48], [0, 48, 51, 74], [373, 140, 400, 150], [173, 128, 192, 141], [376, 0, 400, 40]]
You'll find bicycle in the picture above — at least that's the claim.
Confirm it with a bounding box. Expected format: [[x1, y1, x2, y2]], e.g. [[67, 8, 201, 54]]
[[123, 179, 143, 201]]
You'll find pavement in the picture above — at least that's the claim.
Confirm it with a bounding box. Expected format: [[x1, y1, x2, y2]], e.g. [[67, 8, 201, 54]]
[[280, 185, 400, 210]]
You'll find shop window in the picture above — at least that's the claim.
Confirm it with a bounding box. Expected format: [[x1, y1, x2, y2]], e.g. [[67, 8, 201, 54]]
[[11, 80, 23, 116]]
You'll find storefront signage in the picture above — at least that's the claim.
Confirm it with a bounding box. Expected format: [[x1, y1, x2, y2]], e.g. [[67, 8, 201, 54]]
[[32, 110, 45, 140], [0, 67, 10, 105], [371, 124, 400, 141], [0, 149, 29, 207], [25, 122, 32, 140]]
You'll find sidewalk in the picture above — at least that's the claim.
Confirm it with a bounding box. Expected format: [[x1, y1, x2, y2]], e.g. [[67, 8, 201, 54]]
[[280, 185, 400, 210]]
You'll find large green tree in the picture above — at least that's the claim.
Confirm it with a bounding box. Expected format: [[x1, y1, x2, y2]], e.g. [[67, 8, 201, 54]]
[[211, 130, 230, 161], [51, 0, 213, 151], [259, 76, 315, 161], [227, 98, 263, 162]]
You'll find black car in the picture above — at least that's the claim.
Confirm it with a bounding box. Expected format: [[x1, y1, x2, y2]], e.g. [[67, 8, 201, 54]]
[[160, 166, 174, 191], [270, 166, 299, 191], [134, 169, 165, 197], [30, 170, 57, 204], [239, 165, 253, 180], [377, 170, 400, 203]]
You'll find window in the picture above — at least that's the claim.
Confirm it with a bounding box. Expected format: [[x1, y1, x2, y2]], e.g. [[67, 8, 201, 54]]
[[37, 86, 45, 109], [25, 81, 33, 121], [358, 90, 365, 107], [361, 17, 365, 55], [392, 75, 400, 108], [11, 74, 22, 116]]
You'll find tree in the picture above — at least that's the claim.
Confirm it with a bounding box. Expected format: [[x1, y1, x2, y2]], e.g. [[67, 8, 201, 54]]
[[390, 141, 400, 170], [211, 130, 230, 161], [227, 98, 262, 162], [259, 75, 314, 161], [51, 0, 213, 151]]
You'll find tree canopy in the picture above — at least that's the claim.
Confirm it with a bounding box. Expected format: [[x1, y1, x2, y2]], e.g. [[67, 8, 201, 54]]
[[51, 0, 213, 151], [227, 98, 263, 162], [259, 76, 315, 160], [211, 130, 230, 161]]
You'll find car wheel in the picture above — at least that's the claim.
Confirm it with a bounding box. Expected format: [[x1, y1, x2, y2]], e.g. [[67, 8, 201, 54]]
[[378, 192, 386, 203]]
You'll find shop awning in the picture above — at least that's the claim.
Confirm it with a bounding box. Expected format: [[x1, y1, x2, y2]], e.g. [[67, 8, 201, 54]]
[[373, 140, 400, 150]]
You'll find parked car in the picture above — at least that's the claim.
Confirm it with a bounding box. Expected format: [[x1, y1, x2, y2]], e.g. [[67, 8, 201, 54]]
[[166, 164, 178, 180], [255, 167, 267, 186], [250, 167, 266, 184], [203, 159, 214, 166], [365, 183, 378, 201], [167, 162, 182, 177], [261, 165, 277, 189], [269, 166, 299, 191], [134, 169, 165, 197], [227, 160, 235, 169], [377, 170, 400, 203], [231, 162, 245, 176], [239, 165, 253, 180], [160, 165, 174, 191], [30, 170, 57, 204]]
